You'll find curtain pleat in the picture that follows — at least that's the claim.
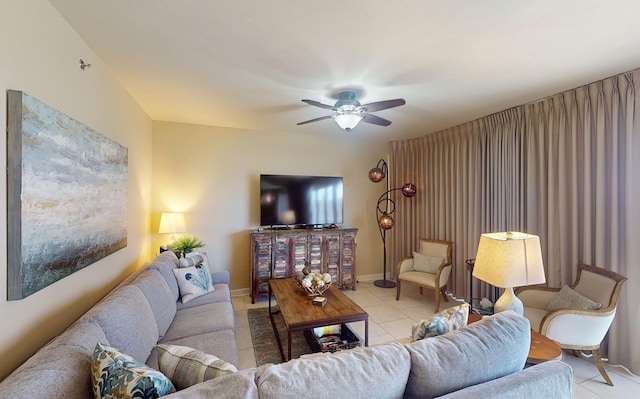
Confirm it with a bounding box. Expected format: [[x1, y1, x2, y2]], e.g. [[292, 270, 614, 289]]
[[388, 68, 640, 374]]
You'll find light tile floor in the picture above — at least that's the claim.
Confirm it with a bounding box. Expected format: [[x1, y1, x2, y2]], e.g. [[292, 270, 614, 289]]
[[232, 280, 639, 398]]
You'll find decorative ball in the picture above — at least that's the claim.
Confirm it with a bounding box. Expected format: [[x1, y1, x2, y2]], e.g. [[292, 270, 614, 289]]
[[317, 280, 325, 287], [322, 273, 332, 283], [301, 278, 312, 288]]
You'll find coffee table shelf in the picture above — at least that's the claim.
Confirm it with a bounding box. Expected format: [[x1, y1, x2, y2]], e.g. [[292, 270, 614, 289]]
[[268, 278, 369, 361]]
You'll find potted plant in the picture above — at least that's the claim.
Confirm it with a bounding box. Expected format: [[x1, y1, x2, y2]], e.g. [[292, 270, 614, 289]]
[[170, 234, 205, 258]]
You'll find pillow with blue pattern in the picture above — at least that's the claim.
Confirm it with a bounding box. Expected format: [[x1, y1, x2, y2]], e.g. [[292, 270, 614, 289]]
[[411, 303, 470, 342], [173, 264, 215, 303], [91, 342, 175, 399]]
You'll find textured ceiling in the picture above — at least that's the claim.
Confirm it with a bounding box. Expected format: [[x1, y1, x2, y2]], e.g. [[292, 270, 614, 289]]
[[49, 0, 640, 140]]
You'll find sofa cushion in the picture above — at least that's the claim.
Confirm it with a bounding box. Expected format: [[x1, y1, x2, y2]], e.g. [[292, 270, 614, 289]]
[[411, 303, 469, 341], [256, 342, 411, 399], [162, 302, 234, 342], [545, 285, 602, 311], [84, 285, 159, 362], [173, 265, 215, 303], [436, 360, 573, 399], [131, 268, 177, 340], [404, 311, 530, 399], [149, 251, 181, 301], [155, 344, 237, 390], [0, 341, 102, 399], [176, 284, 231, 310], [91, 342, 175, 399]]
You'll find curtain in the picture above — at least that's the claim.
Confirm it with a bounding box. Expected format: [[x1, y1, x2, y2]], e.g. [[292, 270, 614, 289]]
[[388, 69, 640, 374]]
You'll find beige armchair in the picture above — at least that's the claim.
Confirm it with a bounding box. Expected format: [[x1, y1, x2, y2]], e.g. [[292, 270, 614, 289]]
[[396, 238, 453, 312], [516, 264, 627, 385]]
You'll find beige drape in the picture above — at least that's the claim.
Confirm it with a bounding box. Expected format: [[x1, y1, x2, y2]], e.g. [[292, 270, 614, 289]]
[[388, 69, 640, 374]]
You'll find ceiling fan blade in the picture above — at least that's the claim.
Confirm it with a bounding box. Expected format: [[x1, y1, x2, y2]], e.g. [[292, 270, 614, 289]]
[[301, 99, 335, 110], [361, 98, 406, 112], [361, 113, 392, 126], [297, 115, 333, 125]]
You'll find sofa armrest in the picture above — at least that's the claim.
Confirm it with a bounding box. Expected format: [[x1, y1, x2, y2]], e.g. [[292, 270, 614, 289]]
[[211, 271, 230, 286], [435, 361, 573, 399]]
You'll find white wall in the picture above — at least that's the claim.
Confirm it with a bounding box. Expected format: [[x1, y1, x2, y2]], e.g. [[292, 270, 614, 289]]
[[151, 121, 389, 291], [0, 0, 153, 379]]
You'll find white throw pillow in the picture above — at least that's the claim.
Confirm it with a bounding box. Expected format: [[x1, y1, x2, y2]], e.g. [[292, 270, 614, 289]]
[[173, 264, 215, 303], [412, 252, 444, 274]]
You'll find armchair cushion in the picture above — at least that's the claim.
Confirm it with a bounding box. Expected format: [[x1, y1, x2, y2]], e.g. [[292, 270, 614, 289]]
[[412, 252, 444, 274], [545, 285, 601, 312]]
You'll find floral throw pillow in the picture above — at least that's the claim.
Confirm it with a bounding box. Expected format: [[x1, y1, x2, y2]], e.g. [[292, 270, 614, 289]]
[[173, 264, 215, 303], [91, 342, 175, 399], [411, 303, 470, 342]]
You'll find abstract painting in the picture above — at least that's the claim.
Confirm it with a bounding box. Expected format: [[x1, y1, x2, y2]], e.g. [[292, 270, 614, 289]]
[[7, 90, 128, 300]]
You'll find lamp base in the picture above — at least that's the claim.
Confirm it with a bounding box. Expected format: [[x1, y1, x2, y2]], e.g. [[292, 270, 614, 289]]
[[494, 287, 524, 315], [374, 279, 396, 288]]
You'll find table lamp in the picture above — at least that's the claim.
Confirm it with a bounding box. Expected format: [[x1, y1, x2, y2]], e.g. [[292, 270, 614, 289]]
[[472, 231, 545, 315], [158, 212, 186, 245]]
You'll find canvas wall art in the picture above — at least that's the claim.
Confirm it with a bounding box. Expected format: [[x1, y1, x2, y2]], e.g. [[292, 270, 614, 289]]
[[7, 90, 128, 300]]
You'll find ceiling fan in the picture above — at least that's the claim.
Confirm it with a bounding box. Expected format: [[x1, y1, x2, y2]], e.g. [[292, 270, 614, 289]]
[[297, 91, 406, 131]]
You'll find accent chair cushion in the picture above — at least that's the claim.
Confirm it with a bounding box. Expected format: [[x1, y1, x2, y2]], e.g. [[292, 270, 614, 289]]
[[412, 252, 444, 274], [545, 285, 602, 311], [173, 264, 215, 303], [412, 303, 470, 342], [155, 344, 238, 390], [91, 342, 175, 399]]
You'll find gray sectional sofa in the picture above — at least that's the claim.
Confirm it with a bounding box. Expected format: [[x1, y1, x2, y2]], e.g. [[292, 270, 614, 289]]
[[0, 251, 573, 399]]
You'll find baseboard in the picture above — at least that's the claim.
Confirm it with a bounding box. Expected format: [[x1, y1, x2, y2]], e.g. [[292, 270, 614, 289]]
[[231, 287, 250, 297], [356, 273, 395, 283]]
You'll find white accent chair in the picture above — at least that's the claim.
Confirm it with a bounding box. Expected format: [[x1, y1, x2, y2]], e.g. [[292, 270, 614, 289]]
[[396, 238, 453, 312], [516, 264, 627, 385]]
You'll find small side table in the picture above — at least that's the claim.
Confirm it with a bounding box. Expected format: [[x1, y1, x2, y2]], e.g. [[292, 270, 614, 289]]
[[527, 330, 562, 365]]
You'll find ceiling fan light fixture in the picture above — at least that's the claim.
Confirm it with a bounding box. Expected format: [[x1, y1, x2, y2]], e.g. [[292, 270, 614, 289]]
[[334, 113, 362, 131]]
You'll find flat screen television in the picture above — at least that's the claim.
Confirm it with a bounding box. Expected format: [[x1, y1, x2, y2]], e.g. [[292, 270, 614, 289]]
[[260, 174, 343, 228]]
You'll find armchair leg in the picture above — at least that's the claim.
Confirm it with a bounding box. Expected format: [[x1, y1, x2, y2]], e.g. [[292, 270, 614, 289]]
[[396, 281, 400, 301], [592, 348, 614, 386], [434, 292, 440, 312]]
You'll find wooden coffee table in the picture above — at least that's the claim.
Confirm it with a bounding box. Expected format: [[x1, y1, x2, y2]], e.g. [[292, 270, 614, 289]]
[[468, 313, 562, 364], [268, 278, 369, 362]]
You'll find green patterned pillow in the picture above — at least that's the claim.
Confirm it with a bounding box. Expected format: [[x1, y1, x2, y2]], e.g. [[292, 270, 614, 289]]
[[411, 303, 470, 342], [155, 344, 238, 390], [91, 342, 175, 399], [172, 264, 215, 303]]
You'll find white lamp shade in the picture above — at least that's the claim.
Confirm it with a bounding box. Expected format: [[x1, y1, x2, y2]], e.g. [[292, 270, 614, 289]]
[[334, 114, 362, 131], [158, 212, 186, 234], [473, 232, 546, 288]]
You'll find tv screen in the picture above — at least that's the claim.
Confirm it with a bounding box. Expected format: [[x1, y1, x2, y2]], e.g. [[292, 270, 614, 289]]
[[260, 174, 344, 227]]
